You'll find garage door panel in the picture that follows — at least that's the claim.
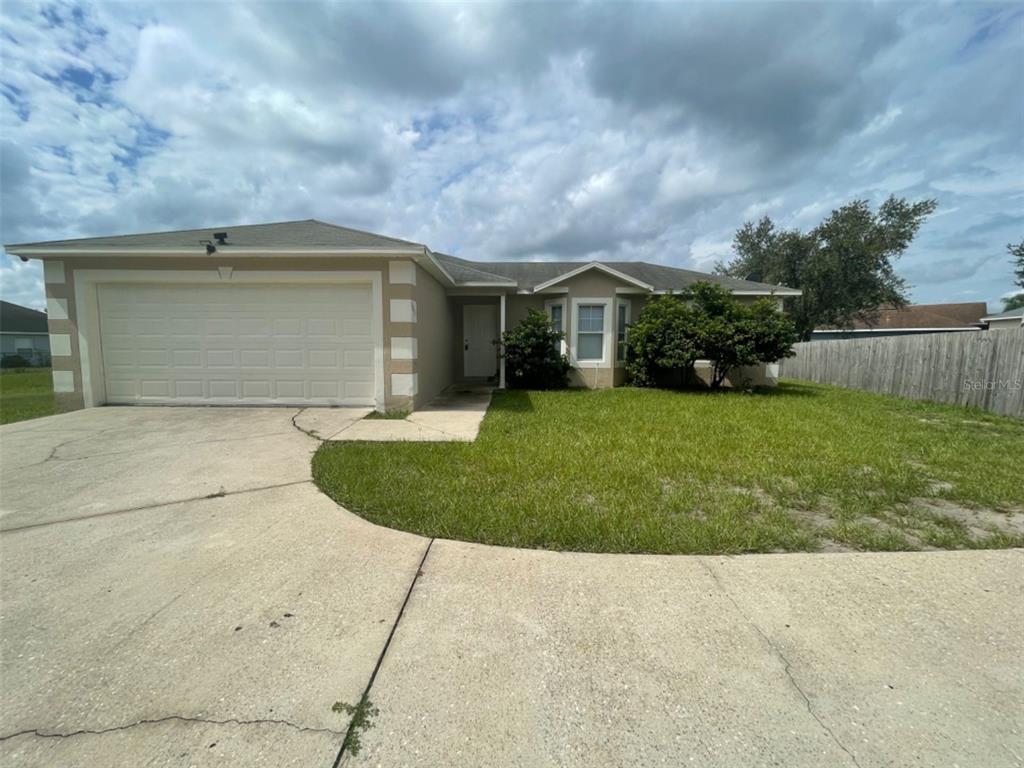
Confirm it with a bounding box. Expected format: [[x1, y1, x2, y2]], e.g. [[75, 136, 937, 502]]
[[343, 318, 372, 337], [172, 350, 202, 366], [139, 380, 170, 397], [207, 350, 236, 367], [239, 349, 270, 367], [276, 381, 305, 399], [310, 381, 342, 399], [174, 381, 203, 397], [208, 381, 238, 398], [97, 283, 377, 406]]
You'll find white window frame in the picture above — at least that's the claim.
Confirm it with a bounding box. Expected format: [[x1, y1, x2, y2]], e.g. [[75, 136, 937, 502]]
[[544, 297, 568, 355], [570, 298, 611, 368], [615, 298, 630, 364]]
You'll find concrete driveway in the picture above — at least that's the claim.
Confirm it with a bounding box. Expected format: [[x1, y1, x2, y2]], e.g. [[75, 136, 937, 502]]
[[1, 408, 1021, 767]]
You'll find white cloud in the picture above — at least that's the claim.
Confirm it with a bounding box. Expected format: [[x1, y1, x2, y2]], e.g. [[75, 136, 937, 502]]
[[0, 0, 1021, 313]]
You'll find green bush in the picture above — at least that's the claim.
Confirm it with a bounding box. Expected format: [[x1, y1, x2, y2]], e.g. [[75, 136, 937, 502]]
[[626, 282, 798, 389], [0, 355, 30, 369], [625, 295, 699, 387], [500, 309, 571, 389]]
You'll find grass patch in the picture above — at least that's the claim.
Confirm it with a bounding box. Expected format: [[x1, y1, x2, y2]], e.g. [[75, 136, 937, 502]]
[[0, 368, 57, 425], [313, 382, 1024, 555], [364, 409, 410, 420]]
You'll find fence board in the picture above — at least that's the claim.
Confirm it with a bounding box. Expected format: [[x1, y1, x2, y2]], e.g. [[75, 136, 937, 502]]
[[780, 330, 1024, 419]]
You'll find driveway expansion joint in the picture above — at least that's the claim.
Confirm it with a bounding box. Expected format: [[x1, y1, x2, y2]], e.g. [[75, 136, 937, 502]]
[[0, 715, 344, 742], [332, 537, 435, 767], [700, 559, 864, 768]]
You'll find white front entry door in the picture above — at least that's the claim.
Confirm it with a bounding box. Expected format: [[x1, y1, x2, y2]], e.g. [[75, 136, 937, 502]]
[[463, 304, 498, 378], [97, 282, 376, 405]]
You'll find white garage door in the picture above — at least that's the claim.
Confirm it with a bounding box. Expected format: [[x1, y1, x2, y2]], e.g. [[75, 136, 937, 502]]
[[97, 283, 377, 405]]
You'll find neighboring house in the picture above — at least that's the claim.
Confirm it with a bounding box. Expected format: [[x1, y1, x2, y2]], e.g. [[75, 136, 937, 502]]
[[980, 307, 1024, 331], [0, 300, 51, 367], [4, 219, 799, 413], [811, 302, 987, 340]]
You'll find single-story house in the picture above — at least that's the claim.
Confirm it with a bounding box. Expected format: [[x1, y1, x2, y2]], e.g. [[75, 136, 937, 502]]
[[980, 306, 1024, 331], [811, 302, 987, 340], [4, 219, 799, 413], [0, 300, 51, 367]]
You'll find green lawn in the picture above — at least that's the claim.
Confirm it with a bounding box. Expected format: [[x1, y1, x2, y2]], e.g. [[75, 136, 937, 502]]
[[0, 368, 57, 425], [313, 382, 1024, 555]]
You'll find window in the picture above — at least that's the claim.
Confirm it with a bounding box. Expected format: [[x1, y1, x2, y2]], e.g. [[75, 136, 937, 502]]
[[616, 300, 630, 362], [546, 300, 566, 354], [576, 304, 605, 361], [550, 303, 563, 335]]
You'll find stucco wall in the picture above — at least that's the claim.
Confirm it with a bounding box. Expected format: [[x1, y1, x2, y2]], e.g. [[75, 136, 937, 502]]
[[412, 263, 455, 407], [38, 255, 428, 412], [987, 317, 1023, 331]]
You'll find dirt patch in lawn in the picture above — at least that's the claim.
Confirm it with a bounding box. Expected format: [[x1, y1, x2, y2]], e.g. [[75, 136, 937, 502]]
[[911, 498, 1024, 538]]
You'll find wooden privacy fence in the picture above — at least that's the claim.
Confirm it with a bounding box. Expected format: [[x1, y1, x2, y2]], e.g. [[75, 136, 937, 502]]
[[780, 330, 1024, 419]]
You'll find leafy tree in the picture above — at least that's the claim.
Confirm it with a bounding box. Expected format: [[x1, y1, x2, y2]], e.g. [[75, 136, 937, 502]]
[[625, 294, 699, 387], [499, 309, 571, 389], [1012, 240, 1024, 289], [626, 282, 798, 389], [1004, 240, 1024, 311], [685, 283, 799, 388], [717, 196, 937, 339]]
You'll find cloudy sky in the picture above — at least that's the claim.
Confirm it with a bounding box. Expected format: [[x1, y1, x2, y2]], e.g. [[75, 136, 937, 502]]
[[1, 1, 1021, 311]]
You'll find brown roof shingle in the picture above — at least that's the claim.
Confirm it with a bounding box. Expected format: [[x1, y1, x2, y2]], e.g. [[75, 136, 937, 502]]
[[840, 302, 988, 330]]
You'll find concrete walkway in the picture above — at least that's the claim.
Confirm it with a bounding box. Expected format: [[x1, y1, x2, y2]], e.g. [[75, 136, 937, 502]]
[[293, 384, 493, 442], [1, 408, 1021, 768]]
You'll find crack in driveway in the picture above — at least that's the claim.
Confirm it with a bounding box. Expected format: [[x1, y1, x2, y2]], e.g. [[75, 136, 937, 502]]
[[0, 480, 313, 534], [0, 715, 344, 742], [700, 559, 864, 768]]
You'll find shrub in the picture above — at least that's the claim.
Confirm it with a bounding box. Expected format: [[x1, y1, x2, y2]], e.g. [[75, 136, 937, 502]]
[[0, 355, 30, 369], [686, 283, 798, 388], [625, 295, 698, 387], [500, 309, 571, 389], [626, 282, 798, 389]]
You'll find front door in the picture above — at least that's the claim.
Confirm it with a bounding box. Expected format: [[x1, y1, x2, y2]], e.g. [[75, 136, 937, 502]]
[[463, 304, 498, 378]]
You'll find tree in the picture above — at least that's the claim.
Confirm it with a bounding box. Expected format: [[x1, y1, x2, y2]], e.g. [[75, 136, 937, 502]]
[[625, 282, 798, 389], [1004, 240, 1024, 311], [499, 309, 571, 389], [625, 294, 699, 387], [717, 196, 938, 339], [685, 283, 798, 388]]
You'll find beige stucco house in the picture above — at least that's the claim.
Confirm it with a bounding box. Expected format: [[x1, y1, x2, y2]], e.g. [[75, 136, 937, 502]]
[[981, 307, 1024, 331], [5, 219, 800, 413]]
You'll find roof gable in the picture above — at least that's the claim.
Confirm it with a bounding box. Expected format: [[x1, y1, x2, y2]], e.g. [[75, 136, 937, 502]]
[[531, 262, 654, 292]]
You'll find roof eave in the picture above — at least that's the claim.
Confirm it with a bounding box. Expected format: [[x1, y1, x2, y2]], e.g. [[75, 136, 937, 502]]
[[4, 246, 428, 257]]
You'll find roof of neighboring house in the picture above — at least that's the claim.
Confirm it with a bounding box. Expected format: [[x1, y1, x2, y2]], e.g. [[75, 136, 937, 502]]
[[0, 301, 48, 334], [980, 307, 1024, 322], [818, 302, 988, 331], [5, 218, 798, 295], [4, 219, 423, 251]]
